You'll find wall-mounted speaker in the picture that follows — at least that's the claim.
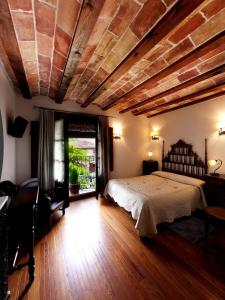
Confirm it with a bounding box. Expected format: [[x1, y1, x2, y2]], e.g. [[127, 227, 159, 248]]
[[8, 116, 28, 138]]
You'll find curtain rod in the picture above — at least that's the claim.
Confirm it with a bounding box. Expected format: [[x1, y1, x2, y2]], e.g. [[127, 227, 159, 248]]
[[33, 105, 115, 118]]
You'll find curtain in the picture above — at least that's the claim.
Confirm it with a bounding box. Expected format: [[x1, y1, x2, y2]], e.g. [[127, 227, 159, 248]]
[[38, 110, 55, 191], [96, 116, 109, 197]]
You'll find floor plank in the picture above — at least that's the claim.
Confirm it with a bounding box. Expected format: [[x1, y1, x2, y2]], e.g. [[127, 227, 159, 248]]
[[8, 197, 225, 300]]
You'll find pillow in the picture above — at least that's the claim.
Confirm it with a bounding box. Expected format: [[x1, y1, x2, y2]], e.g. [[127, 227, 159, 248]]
[[152, 171, 205, 188]]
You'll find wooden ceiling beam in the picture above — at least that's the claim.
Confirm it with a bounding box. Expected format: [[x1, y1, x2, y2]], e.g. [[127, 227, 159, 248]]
[[0, 0, 31, 99], [147, 91, 225, 118], [126, 64, 225, 115], [142, 82, 225, 116], [55, 0, 105, 103], [81, 0, 204, 108], [103, 30, 225, 111]]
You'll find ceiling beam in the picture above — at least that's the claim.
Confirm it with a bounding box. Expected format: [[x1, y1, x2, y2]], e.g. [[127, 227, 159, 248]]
[[126, 64, 225, 115], [147, 91, 225, 118], [55, 0, 105, 103], [0, 0, 31, 99], [81, 0, 204, 108], [143, 82, 225, 116], [103, 30, 225, 111]]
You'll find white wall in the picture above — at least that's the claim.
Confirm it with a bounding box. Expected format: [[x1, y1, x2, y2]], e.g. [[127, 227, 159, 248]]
[[149, 96, 225, 174], [15, 94, 149, 183], [0, 60, 16, 182]]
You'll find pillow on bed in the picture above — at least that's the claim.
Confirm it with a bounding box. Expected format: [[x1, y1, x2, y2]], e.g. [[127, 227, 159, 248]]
[[152, 171, 205, 187]]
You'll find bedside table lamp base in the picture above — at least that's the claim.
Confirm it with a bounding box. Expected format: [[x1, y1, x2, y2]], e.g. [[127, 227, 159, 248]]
[[210, 172, 219, 176]]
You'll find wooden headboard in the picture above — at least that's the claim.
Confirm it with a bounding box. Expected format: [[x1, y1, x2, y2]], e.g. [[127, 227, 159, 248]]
[[162, 139, 208, 178]]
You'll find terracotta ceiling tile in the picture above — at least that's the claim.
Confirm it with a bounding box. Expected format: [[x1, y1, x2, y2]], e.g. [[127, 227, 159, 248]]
[[85, 18, 110, 50], [37, 32, 53, 57], [80, 45, 97, 64], [23, 60, 38, 74], [164, 38, 194, 65], [100, 0, 119, 19], [198, 51, 225, 73], [57, 0, 80, 36], [52, 51, 67, 71], [35, 1, 55, 37], [95, 31, 117, 58], [177, 68, 200, 82], [11, 12, 35, 41], [108, 0, 140, 38], [113, 28, 139, 60], [8, 0, 32, 11], [201, 0, 225, 19], [18, 41, 36, 61], [51, 65, 63, 82], [50, 77, 60, 90], [169, 13, 205, 44], [130, 59, 150, 75], [145, 57, 168, 77], [55, 26, 72, 57], [191, 8, 225, 47], [39, 54, 51, 81], [94, 67, 109, 84], [130, 0, 166, 39], [40, 79, 49, 88], [145, 41, 172, 62], [27, 73, 39, 93], [101, 51, 121, 73], [82, 68, 95, 81]]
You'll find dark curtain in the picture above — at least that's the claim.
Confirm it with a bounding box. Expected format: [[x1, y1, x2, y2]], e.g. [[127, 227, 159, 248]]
[[96, 116, 109, 197], [38, 110, 55, 191]]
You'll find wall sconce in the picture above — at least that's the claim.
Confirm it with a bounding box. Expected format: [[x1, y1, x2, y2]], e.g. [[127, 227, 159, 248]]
[[151, 131, 159, 140], [113, 124, 122, 139], [218, 120, 225, 135], [208, 159, 222, 176], [219, 127, 225, 135]]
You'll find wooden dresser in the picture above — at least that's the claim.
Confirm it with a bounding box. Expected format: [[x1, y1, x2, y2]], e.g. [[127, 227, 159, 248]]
[[0, 196, 10, 300], [203, 174, 225, 207]]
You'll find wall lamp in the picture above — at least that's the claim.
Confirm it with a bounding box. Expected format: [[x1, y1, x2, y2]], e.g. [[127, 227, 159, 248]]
[[151, 131, 159, 140], [113, 124, 122, 139], [219, 127, 225, 135], [208, 159, 223, 176]]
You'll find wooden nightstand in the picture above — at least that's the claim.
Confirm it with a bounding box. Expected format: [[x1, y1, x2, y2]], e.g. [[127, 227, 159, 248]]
[[143, 160, 158, 175], [203, 174, 225, 207]]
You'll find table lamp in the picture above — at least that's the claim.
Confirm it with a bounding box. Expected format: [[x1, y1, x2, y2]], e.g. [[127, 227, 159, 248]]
[[208, 159, 222, 176]]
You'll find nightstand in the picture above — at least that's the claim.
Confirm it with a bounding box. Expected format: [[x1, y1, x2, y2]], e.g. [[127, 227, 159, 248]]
[[203, 174, 225, 207], [143, 160, 158, 175]]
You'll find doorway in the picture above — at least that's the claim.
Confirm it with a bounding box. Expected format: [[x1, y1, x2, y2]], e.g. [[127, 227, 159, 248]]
[[69, 137, 96, 199]]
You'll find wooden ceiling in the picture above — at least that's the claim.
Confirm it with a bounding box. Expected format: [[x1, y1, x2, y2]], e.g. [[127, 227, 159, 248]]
[[0, 0, 225, 118]]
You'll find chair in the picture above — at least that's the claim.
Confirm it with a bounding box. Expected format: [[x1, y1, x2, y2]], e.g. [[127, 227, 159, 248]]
[[45, 183, 66, 229]]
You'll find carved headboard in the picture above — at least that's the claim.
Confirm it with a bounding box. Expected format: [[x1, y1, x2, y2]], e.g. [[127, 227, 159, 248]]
[[162, 139, 208, 178]]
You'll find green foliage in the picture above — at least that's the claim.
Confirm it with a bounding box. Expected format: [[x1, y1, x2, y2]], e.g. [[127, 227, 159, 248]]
[[69, 139, 95, 190], [69, 141, 88, 163], [69, 164, 79, 184]]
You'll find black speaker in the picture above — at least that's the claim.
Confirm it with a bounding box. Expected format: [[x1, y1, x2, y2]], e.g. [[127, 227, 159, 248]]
[[8, 116, 28, 138]]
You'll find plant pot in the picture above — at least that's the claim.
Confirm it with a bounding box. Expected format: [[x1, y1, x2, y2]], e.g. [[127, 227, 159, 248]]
[[69, 183, 80, 195]]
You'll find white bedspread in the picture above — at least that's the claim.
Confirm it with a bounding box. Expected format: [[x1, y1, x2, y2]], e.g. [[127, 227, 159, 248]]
[[104, 171, 207, 237]]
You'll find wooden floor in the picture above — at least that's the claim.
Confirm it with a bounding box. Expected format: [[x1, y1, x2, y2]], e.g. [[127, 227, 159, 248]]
[[9, 197, 225, 300]]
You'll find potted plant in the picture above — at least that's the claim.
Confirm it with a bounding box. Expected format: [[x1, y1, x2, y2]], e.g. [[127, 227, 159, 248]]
[[69, 165, 80, 194]]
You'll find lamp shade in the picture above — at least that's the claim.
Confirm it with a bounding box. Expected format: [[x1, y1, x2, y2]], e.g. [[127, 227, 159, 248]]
[[208, 159, 222, 176], [148, 151, 153, 158], [208, 159, 217, 167]]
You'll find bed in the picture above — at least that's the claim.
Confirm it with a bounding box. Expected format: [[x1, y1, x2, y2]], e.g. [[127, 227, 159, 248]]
[[104, 139, 208, 237]]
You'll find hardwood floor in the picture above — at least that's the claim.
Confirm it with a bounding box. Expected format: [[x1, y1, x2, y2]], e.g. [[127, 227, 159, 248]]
[[9, 197, 225, 300]]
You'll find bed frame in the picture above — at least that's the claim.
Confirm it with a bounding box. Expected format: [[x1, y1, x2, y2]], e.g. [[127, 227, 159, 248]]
[[162, 139, 208, 178]]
